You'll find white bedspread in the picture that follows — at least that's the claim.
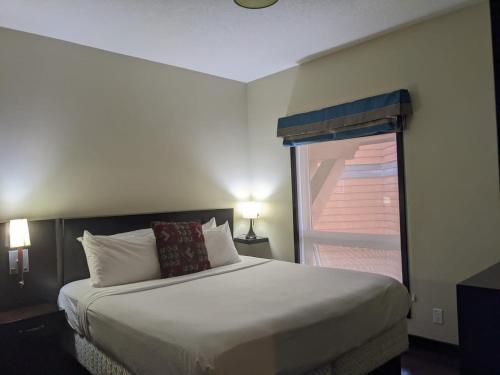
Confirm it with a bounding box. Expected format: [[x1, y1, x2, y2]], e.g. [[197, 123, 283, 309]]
[[58, 256, 410, 375]]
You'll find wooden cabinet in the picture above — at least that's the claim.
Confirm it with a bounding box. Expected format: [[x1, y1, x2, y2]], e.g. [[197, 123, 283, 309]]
[[457, 262, 500, 375], [0, 303, 85, 375], [234, 236, 273, 258]]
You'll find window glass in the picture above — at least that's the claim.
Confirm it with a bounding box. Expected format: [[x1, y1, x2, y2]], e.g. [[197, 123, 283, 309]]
[[295, 133, 403, 282]]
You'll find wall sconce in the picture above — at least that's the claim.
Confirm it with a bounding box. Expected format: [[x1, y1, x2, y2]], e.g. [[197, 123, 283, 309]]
[[241, 201, 261, 240], [9, 219, 31, 287]]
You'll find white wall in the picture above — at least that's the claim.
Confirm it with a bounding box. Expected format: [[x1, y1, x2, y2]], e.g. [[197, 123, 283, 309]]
[[247, 68, 298, 262], [0, 27, 249, 234], [247, 2, 500, 344]]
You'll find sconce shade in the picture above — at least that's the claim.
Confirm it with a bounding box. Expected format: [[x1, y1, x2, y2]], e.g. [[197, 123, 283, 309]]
[[9, 219, 31, 248], [241, 202, 261, 219]]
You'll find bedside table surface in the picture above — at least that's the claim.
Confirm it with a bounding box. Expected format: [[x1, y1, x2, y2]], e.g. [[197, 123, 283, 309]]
[[234, 236, 269, 244], [0, 303, 60, 324], [458, 262, 500, 290]]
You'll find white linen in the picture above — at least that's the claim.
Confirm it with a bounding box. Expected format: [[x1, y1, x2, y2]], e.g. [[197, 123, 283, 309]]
[[65, 320, 408, 375], [74, 217, 222, 288], [59, 257, 410, 375], [58, 278, 93, 334], [105, 228, 154, 239], [78, 216, 217, 242], [77, 228, 154, 243], [203, 221, 241, 267], [202, 217, 217, 231], [81, 230, 161, 287], [59, 257, 269, 336]]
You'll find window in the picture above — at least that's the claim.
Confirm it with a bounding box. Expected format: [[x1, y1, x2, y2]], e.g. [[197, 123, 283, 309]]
[[291, 133, 409, 285]]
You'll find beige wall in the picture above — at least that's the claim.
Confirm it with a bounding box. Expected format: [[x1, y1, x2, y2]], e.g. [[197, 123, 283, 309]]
[[0, 27, 249, 234], [247, 2, 500, 344], [247, 68, 298, 262]]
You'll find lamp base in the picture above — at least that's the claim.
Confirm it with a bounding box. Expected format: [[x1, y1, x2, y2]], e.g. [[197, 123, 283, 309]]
[[245, 219, 257, 240]]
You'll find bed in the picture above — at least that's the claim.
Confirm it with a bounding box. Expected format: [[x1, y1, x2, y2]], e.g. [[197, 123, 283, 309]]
[[56, 208, 410, 375]]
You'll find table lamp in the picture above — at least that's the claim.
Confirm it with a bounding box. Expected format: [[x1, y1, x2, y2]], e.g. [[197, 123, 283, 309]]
[[9, 219, 31, 287], [241, 202, 261, 240]]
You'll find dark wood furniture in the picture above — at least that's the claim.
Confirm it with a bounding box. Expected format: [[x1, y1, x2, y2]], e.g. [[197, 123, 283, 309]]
[[233, 235, 269, 245], [0, 303, 84, 375], [457, 262, 500, 375], [489, 0, 500, 178], [234, 235, 273, 258]]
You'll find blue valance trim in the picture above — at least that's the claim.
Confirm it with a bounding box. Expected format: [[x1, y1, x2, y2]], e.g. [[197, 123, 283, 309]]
[[277, 89, 412, 146], [282, 122, 398, 146]]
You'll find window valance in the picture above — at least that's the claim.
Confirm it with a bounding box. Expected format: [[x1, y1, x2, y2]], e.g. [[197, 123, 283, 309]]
[[277, 89, 412, 146]]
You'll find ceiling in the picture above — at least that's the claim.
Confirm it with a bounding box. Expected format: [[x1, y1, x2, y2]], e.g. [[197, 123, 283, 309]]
[[0, 0, 478, 82]]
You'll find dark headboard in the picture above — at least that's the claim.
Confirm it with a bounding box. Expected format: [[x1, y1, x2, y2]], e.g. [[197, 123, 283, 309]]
[[60, 208, 233, 285]]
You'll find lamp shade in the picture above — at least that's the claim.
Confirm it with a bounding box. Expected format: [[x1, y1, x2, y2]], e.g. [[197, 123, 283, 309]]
[[241, 202, 261, 219], [9, 219, 31, 248], [234, 0, 278, 9]]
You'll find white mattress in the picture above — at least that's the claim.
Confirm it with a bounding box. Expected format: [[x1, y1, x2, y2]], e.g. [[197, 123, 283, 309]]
[[58, 256, 410, 375]]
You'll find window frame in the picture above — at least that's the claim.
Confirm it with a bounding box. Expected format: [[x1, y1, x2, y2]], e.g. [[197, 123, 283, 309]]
[[289, 132, 410, 291]]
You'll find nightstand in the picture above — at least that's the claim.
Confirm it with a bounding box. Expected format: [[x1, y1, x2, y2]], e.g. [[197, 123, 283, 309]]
[[0, 303, 84, 375], [234, 236, 269, 245], [234, 236, 272, 259], [457, 262, 500, 375]]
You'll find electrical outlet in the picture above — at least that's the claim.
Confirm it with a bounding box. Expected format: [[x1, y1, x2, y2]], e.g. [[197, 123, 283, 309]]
[[432, 308, 444, 325]]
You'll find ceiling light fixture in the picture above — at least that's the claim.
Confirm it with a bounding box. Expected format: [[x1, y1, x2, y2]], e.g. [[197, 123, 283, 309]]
[[234, 0, 279, 10]]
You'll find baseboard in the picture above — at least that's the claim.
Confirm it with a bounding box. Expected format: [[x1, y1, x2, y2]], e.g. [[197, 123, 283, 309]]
[[408, 334, 459, 355]]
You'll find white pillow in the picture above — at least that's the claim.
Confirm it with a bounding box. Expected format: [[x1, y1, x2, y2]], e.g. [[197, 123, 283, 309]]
[[203, 221, 241, 268], [112, 228, 153, 239], [202, 217, 216, 231], [81, 230, 161, 287], [77, 228, 153, 243], [78, 218, 215, 242]]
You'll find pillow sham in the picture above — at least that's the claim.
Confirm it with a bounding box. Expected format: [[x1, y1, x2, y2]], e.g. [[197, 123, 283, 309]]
[[202, 217, 217, 231], [203, 221, 241, 268], [77, 228, 153, 243], [81, 230, 161, 287], [77, 218, 215, 243], [152, 221, 211, 278]]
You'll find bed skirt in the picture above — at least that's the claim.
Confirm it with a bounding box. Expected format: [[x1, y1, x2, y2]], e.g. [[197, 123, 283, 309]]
[[62, 319, 408, 375]]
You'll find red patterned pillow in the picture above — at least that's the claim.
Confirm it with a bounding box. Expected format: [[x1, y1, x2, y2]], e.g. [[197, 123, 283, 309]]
[[152, 221, 211, 278]]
